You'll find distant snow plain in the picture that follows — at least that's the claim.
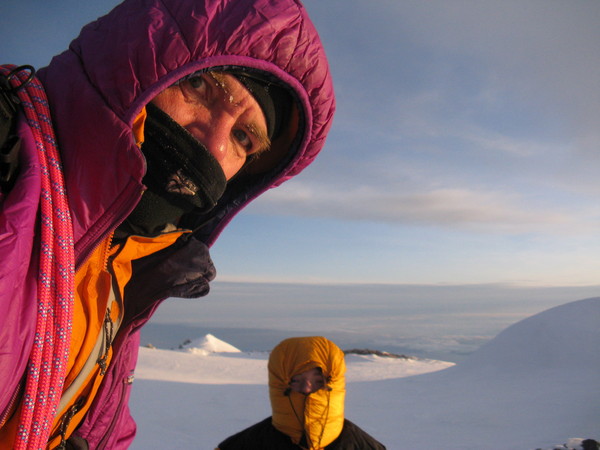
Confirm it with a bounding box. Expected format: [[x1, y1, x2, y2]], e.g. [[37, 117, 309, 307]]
[[130, 297, 600, 450]]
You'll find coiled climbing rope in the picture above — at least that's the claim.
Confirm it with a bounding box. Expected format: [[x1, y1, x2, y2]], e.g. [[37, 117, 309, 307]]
[[0, 65, 75, 449]]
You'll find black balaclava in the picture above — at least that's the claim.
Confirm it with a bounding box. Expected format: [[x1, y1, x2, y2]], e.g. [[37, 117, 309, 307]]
[[118, 103, 226, 237], [118, 70, 290, 238]]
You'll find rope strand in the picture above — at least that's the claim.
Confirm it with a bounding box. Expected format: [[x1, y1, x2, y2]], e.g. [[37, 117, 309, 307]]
[[1, 65, 75, 450]]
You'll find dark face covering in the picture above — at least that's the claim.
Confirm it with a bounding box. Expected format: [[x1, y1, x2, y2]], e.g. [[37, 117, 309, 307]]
[[119, 103, 227, 237]]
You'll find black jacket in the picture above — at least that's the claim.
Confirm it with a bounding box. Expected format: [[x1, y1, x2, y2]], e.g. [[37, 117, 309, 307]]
[[218, 417, 386, 450]]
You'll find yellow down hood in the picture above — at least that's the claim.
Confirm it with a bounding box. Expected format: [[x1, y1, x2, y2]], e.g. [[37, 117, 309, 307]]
[[268, 337, 346, 449]]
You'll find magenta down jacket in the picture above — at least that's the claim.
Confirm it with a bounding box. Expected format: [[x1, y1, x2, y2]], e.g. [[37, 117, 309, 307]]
[[0, 0, 334, 447]]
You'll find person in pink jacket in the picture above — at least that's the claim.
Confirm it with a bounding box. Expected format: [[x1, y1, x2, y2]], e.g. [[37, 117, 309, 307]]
[[0, 0, 335, 448]]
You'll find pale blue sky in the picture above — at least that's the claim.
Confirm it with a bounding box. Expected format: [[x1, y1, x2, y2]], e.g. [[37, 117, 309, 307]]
[[2, 0, 599, 286]]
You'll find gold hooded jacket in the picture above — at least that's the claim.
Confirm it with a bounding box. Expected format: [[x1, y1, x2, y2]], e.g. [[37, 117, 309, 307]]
[[268, 337, 346, 449]]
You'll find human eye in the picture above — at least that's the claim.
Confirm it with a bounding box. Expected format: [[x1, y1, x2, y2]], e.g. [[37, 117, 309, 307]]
[[232, 128, 253, 152], [187, 75, 208, 93], [178, 72, 213, 105]]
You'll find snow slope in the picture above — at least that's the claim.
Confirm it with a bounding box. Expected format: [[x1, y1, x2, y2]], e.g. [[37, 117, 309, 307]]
[[180, 334, 242, 355], [130, 298, 600, 449]]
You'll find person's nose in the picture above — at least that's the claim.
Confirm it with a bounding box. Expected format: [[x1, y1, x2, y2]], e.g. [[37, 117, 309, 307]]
[[299, 380, 314, 394], [187, 107, 246, 180], [201, 113, 232, 164]]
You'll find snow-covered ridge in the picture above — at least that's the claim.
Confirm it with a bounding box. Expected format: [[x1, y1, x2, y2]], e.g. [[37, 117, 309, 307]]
[[178, 333, 242, 354], [131, 297, 600, 449]]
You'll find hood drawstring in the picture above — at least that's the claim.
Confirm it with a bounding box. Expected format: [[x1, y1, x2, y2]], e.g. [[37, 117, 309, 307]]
[[286, 388, 332, 450], [314, 389, 332, 449], [285, 391, 312, 448]]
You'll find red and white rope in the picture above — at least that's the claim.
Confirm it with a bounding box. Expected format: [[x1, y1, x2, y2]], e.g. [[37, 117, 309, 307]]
[[1, 65, 75, 449]]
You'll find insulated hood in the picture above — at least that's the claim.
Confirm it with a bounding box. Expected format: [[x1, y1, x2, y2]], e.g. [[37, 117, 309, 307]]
[[268, 337, 346, 449], [38, 0, 335, 265]]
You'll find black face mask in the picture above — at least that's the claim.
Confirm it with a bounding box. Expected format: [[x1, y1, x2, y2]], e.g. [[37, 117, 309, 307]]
[[120, 103, 227, 237]]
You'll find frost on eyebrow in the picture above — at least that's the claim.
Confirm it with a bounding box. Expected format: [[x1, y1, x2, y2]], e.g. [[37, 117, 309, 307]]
[[247, 123, 271, 155], [208, 72, 233, 101], [208, 71, 271, 154]]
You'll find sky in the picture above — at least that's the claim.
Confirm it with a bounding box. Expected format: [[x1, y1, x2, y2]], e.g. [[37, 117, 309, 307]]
[[2, 0, 600, 286], [128, 297, 600, 449]]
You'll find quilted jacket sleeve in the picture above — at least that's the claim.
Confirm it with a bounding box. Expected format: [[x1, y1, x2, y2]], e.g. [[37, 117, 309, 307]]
[[0, 117, 40, 419]]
